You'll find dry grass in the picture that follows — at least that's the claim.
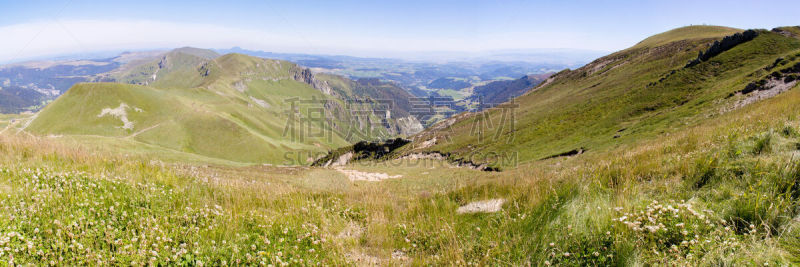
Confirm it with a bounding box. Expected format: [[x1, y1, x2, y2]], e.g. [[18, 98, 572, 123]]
[[1, 83, 800, 265]]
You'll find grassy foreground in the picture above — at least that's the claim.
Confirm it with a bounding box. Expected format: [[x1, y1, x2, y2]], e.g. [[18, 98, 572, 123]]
[[0, 83, 798, 266]]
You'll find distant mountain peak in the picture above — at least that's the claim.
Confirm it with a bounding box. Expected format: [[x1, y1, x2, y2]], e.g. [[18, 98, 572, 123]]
[[169, 47, 220, 59]]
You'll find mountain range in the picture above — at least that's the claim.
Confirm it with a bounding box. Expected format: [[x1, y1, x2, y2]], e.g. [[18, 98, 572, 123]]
[[4, 24, 800, 266], [23, 48, 430, 164], [0, 48, 563, 114], [8, 25, 800, 168]]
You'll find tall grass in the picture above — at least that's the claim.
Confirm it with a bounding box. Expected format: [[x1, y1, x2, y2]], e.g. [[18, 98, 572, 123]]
[[1, 85, 800, 265]]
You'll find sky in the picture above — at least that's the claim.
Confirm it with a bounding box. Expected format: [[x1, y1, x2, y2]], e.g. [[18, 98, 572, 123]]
[[0, 0, 797, 63]]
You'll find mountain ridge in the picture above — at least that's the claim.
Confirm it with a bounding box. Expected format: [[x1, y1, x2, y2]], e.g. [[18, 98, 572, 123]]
[[26, 50, 425, 165], [399, 25, 800, 168]]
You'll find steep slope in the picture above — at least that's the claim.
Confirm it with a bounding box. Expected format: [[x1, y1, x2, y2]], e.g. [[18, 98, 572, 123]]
[[0, 86, 47, 113], [27, 51, 421, 165], [315, 75, 424, 135], [467, 73, 552, 107], [406, 26, 800, 167], [428, 77, 472, 90]]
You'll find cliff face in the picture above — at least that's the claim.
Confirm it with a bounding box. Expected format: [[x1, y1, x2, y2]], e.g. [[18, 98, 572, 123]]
[[290, 67, 425, 137], [395, 115, 424, 136], [291, 67, 334, 96]]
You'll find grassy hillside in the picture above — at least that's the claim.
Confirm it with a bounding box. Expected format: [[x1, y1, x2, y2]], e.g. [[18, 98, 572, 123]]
[[26, 51, 418, 165], [409, 26, 800, 168], [26, 82, 316, 164], [2, 60, 800, 265], [171, 46, 221, 59], [467, 73, 551, 106], [774, 26, 800, 38], [106, 49, 216, 87], [632, 25, 741, 48]]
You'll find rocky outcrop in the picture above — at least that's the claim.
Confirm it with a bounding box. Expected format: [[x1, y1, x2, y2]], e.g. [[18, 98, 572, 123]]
[[291, 67, 313, 85], [736, 62, 800, 96], [650, 30, 762, 88], [399, 152, 499, 171], [772, 26, 800, 38], [541, 147, 586, 160], [311, 136, 501, 171], [324, 152, 353, 167], [312, 138, 411, 166], [724, 61, 800, 111], [199, 62, 211, 77], [394, 115, 424, 136], [686, 30, 759, 68], [158, 56, 167, 69], [291, 67, 334, 96]]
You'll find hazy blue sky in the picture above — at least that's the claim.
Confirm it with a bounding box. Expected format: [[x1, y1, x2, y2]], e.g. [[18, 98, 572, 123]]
[[0, 0, 797, 62]]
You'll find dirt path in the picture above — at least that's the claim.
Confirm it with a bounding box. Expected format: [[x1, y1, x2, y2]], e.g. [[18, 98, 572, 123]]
[[0, 119, 19, 134], [125, 123, 163, 139], [17, 113, 38, 132]]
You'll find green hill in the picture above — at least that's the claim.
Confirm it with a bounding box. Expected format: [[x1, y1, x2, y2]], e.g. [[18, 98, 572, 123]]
[[406, 26, 800, 168], [467, 73, 552, 106], [632, 25, 741, 48], [102, 48, 220, 87], [171, 46, 221, 59], [27, 50, 423, 165], [7, 25, 800, 266]]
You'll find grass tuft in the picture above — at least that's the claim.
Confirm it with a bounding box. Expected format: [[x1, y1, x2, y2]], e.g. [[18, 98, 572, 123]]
[[753, 132, 774, 155]]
